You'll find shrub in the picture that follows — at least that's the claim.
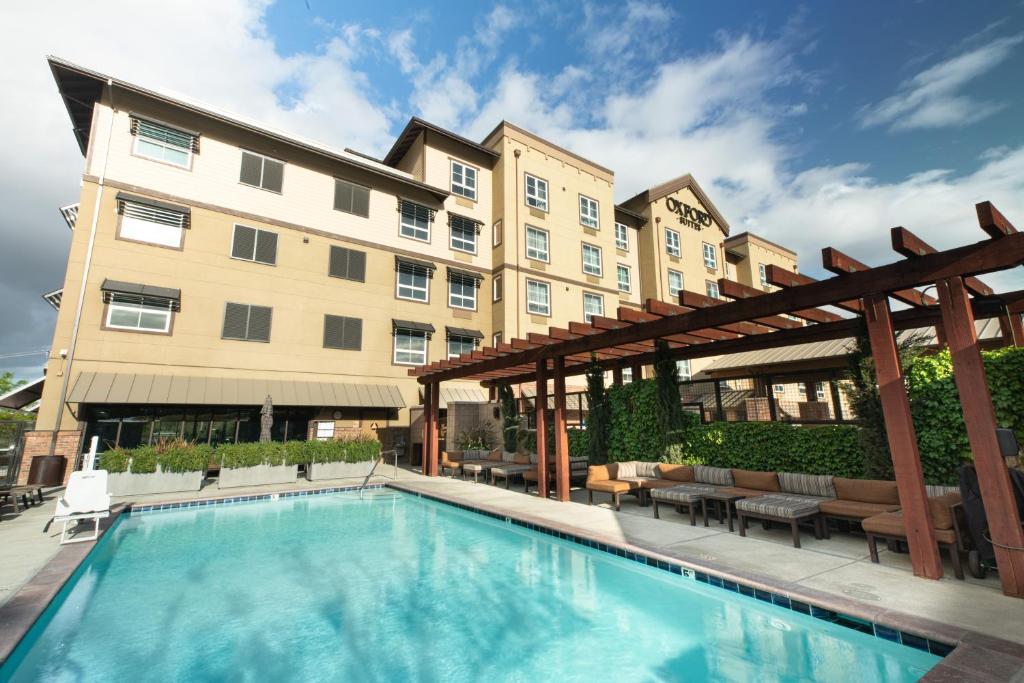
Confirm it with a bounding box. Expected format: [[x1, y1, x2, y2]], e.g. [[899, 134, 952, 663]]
[[98, 439, 211, 474], [498, 384, 518, 452], [584, 356, 609, 464], [606, 380, 663, 461], [284, 436, 381, 465], [455, 423, 494, 450], [218, 441, 288, 469]]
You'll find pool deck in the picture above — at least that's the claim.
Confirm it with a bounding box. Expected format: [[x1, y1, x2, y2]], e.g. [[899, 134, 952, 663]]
[[2, 469, 1023, 680]]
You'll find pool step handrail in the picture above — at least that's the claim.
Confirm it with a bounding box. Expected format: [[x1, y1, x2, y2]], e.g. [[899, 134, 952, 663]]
[[358, 449, 398, 499]]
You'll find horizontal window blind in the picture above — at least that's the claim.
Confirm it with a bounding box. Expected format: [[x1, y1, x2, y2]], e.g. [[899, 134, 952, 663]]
[[131, 116, 199, 153], [398, 200, 434, 224], [222, 303, 272, 342], [118, 200, 190, 229], [335, 178, 370, 217], [323, 314, 362, 350], [329, 245, 367, 282]]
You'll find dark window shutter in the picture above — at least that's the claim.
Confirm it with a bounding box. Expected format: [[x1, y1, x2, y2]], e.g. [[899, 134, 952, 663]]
[[329, 245, 346, 278], [352, 185, 370, 217], [324, 314, 362, 350], [342, 317, 362, 350], [222, 303, 249, 339], [329, 245, 366, 282], [240, 152, 262, 186], [232, 226, 257, 260], [334, 179, 353, 212], [247, 305, 272, 342], [254, 231, 278, 265], [262, 159, 284, 193], [347, 249, 366, 281]]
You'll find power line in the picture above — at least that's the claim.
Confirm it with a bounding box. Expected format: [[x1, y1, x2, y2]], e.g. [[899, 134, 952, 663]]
[[0, 348, 50, 360]]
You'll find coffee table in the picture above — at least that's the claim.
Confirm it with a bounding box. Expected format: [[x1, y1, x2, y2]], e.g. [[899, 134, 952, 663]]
[[700, 492, 747, 532], [490, 464, 532, 488]]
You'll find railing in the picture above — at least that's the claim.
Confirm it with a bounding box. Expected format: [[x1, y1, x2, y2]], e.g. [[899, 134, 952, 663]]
[[0, 420, 34, 487], [358, 449, 398, 499]]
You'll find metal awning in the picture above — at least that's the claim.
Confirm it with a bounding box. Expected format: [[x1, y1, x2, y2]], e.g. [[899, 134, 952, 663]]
[[446, 266, 484, 283], [394, 255, 436, 273], [393, 319, 436, 335], [101, 279, 181, 301], [438, 386, 488, 408], [115, 191, 191, 218], [446, 326, 483, 339], [0, 377, 45, 409], [42, 289, 63, 311], [67, 372, 405, 408]]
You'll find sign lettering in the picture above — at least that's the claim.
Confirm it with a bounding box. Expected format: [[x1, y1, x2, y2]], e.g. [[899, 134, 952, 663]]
[[665, 196, 713, 231]]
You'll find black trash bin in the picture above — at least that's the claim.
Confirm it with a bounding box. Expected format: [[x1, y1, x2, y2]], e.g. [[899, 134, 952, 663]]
[[27, 455, 67, 486]]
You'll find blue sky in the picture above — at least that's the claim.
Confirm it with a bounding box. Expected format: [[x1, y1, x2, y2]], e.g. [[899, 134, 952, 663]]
[[1, 0, 1023, 379]]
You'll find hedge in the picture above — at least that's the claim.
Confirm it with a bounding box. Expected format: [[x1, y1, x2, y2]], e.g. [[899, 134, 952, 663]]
[[606, 381, 663, 462], [100, 441, 213, 474], [521, 425, 589, 459]]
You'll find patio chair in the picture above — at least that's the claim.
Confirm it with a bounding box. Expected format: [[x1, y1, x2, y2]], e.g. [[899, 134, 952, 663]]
[[862, 491, 965, 580], [46, 470, 111, 544]]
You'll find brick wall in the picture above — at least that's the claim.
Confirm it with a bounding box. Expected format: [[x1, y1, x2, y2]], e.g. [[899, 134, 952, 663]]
[[17, 430, 83, 485]]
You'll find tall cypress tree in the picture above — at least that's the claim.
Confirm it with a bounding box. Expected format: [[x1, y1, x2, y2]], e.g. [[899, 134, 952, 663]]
[[584, 355, 609, 464], [497, 383, 519, 452], [653, 339, 686, 450]]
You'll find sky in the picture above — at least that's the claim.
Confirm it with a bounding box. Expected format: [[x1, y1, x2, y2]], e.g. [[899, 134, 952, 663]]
[[1, 0, 1023, 380]]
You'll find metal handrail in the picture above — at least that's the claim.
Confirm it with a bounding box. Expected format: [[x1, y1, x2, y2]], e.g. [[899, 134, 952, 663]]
[[358, 449, 398, 499]]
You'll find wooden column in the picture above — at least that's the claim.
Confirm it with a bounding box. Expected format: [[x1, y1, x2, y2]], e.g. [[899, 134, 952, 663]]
[[630, 363, 642, 381], [553, 356, 570, 502], [830, 379, 845, 421], [421, 384, 433, 475], [714, 381, 724, 422], [612, 367, 623, 386], [428, 382, 440, 477], [536, 360, 549, 499], [488, 386, 497, 402], [765, 375, 778, 422], [999, 308, 1024, 347], [863, 293, 944, 579], [937, 277, 1024, 597]]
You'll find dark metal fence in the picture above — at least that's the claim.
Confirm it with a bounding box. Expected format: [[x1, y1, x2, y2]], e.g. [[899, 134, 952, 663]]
[[0, 420, 35, 486]]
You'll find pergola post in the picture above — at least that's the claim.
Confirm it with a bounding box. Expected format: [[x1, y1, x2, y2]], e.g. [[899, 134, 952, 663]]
[[630, 363, 642, 381], [488, 386, 497, 401], [536, 359, 549, 499], [1000, 307, 1023, 347], [553, 355, 570, 502], [937, 277, 1024, 597], [713, 381, 724, 422], [863, 294, 944, 579], [612, 367, 623, 386], [421, 383, 433, 475], [765, 375, 778, 422], [428, 382, 440, 477], [830, 378, 845, 421]]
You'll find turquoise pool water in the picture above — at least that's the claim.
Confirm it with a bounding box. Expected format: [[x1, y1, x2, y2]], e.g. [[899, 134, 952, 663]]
[[2, 490, 939, 682]]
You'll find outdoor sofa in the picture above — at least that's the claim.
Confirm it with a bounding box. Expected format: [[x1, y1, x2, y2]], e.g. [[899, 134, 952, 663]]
[[523, 456, 589, 495], [862, 489, 966, 579], [440, 449, 501, 479]]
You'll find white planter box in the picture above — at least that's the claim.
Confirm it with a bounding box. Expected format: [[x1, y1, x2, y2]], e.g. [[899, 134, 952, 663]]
[[306, 460, 375, 481], [107, 466, 204, 497], [218, 463, 297, 489]]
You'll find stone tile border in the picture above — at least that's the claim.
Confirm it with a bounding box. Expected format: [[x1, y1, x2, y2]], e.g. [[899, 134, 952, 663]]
[[388, 481, 1024, 682]]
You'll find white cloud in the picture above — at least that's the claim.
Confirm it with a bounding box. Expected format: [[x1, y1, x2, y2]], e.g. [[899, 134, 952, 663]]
[[858, 34, 1023, 131]]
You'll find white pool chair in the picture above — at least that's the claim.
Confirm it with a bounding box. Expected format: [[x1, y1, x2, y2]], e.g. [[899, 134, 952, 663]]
[[51, 470, 111, 544]]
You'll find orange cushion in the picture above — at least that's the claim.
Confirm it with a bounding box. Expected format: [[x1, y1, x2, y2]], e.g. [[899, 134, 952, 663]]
[[446, 450, 463, 461], [588, 464, 614, 482], [641, 479, 680, 489], [514, 453, 532, 465], [863, 512, 956, 544], [834, 477, 900, 505], [489, 450, 503, 461], [731, 469, 781, 492], [928, 492, 962, 530], [819, 499, 900, 520], [658, 464, 694, 482], [588, 480, 634, 494]]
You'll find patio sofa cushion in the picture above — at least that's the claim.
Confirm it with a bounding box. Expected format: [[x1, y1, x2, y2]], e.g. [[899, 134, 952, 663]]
[[862, 511, 956, 545], [489, 450, 503, 461], [588, 464, 615, 481], [588, 479, 635, 494], [715, 487, 773, 499], [926, 484, 960, 497], [928, 492, 962, 530], [818, 499, 899, 520], [694, 466, 734, 486], [731, 469, 781, 492], [657, 464, 694, 482], [501, 451, 517, 463], [778, 472, 836, 498], [735, 494, 823, 519], [446, 450, 464, 460], [640, 479, 680, 490], [616, 461, 638, 478], [651, 484, 717, 504], [514, 453, 532, 465], [634, 461, 660, 478], [833, 477, 899, 506]]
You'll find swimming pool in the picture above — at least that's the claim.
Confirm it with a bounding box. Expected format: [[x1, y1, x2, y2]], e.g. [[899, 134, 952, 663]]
[[1, 489, 939, 681]]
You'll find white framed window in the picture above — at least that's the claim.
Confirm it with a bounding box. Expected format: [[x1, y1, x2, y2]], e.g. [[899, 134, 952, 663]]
[[525, 173, 548, 211], [526, 279, 550, 316], [706, 280, 720, 299], [239, 151, 283, 193], [581, 243, 603, 276], [396, 264, 430, 302], [759, 263, 768, 285], [118, 200, 187, 248], [583, 292, 604, 323], [702, 242, 718, 269], [579, 194, 599, 229], [105, 296, 172, 333], [493, 219, 503, 247], [492, 332, 503, 347], [393, 329, 428, 365], [799, 383, 807, 395], [816, 383, 827, 400], [316, 421, 336, 441], [676, 359, 691, 381], [617, 264, 631, 293], [450, 160, 477, 200], [399, 200, 432, 242], [668, 270, 684, 297], [525, 225, 549, 262], [447, 334, 478, 359], [493, 274, 503, 302], [615, 222, 629, 250], [131, 118, 194, 168], [665, 228, 681, 257], [774, 384, 785, 393], [448, 274, 478, 310], [622, 367, 633, 383], [449, 215, 478, 254]]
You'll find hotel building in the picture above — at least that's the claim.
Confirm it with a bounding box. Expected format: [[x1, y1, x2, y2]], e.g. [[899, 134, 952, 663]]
[[18, 57, 801, 479]]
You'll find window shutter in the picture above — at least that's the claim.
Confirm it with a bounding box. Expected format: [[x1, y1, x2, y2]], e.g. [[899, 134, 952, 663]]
[[254, 231, 278, 265], [232, 226, 257, 260], [239, 152, 262, 186], [335, 179, 370, 217], [329, 245, 367, 282], [262, 159, 284, 193], [351, 185, 370, 217], [347, 249, 366, 281], [324, 314, 362, 350], [222, 303, 249, 340], [247, 305, 273, 342]]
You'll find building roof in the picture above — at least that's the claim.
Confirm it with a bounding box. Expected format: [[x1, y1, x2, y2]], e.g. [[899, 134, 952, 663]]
[[383, 117, 501, 169], [67, 372, 406, 408], [47, 57, 450, 203], [437, 386, 488, 408], [724, 231, 797, 259], [614, 204, 648, 228], [481, 121, 615, 177], [620, 173, 730, 236], [0, 377, 45, 410]]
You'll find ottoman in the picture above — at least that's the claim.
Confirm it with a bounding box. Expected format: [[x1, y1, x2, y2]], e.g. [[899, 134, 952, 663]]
[[651, 484, 717, 525], [735, 494, 827, 548]]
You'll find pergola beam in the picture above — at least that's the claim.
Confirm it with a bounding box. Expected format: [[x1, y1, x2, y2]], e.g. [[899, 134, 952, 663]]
[[891, 226, 994, 297], [821, 247, 939, 307], [766, 265, 864, 314]]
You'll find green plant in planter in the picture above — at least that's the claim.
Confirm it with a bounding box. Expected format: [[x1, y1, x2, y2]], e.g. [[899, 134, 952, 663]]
[[218, 441, 287, 468], [456, 424, 494, 450], [98, 439, 210, 474], [99, 448, 131, 474], [288, 436, 382, 464]]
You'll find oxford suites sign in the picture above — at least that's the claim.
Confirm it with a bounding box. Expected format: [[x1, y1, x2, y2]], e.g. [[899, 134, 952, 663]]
[[664, 196, 713, 231]]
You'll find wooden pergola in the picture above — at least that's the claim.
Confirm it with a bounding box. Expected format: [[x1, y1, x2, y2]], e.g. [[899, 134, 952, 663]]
[[411, 202, 1024, 597]]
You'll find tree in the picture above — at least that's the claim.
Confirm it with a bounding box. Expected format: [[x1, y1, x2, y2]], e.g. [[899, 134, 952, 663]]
[[653, 340, 687, 451], [497, 384, 518, 452], [584, 355, 609, 464], [0, 372, 34, 422]]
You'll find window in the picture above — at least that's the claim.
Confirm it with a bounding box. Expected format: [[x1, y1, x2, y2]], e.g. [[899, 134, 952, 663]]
[[449, 214, 479, 253], [334, 178, 370, 217], [493, 219, 503, 247], [579, 194, 599, 229], [448, 272, 479, 310], [117, 198, 188, 248], [447, 334, 478, 359], [231, 225, 277, 265], [398, 200, 432, 242], [816, 383, 827, 400], [676, 359, 691, 381], [581, 243, 603, 276], [668, 270, 684, 297], [706, 280, 720, 299], [759, 263, 768, 286], [525, 225, 549, 262], [702, 242, 718, 269], [493, 274, 503, 302], [315, 421, 336, 441], [665, 228, 681, 257], [799, 383, 807, 395], [526, 279, 550, 316], [393, 329, 428, 365], [615, 222, 629, 250], [328, 246, 367, 282], [617, 264, 631, 293], [525, 173, 548, 211], [583, 292, 604, 323], [492, 332, 503, 347], [131, 117, 195, 168], [323, 314, 362, 351], [450, 160, 477, 200], [239, 151, 283, 193], [396, 262, 431, 302], [105, 296, 172, 333], [774, 384, 785, 393], [222, 303, 272, 342]]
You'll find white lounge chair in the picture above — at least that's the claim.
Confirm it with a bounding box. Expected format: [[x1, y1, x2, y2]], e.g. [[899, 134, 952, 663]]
[[51, 470, 111, 544]]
